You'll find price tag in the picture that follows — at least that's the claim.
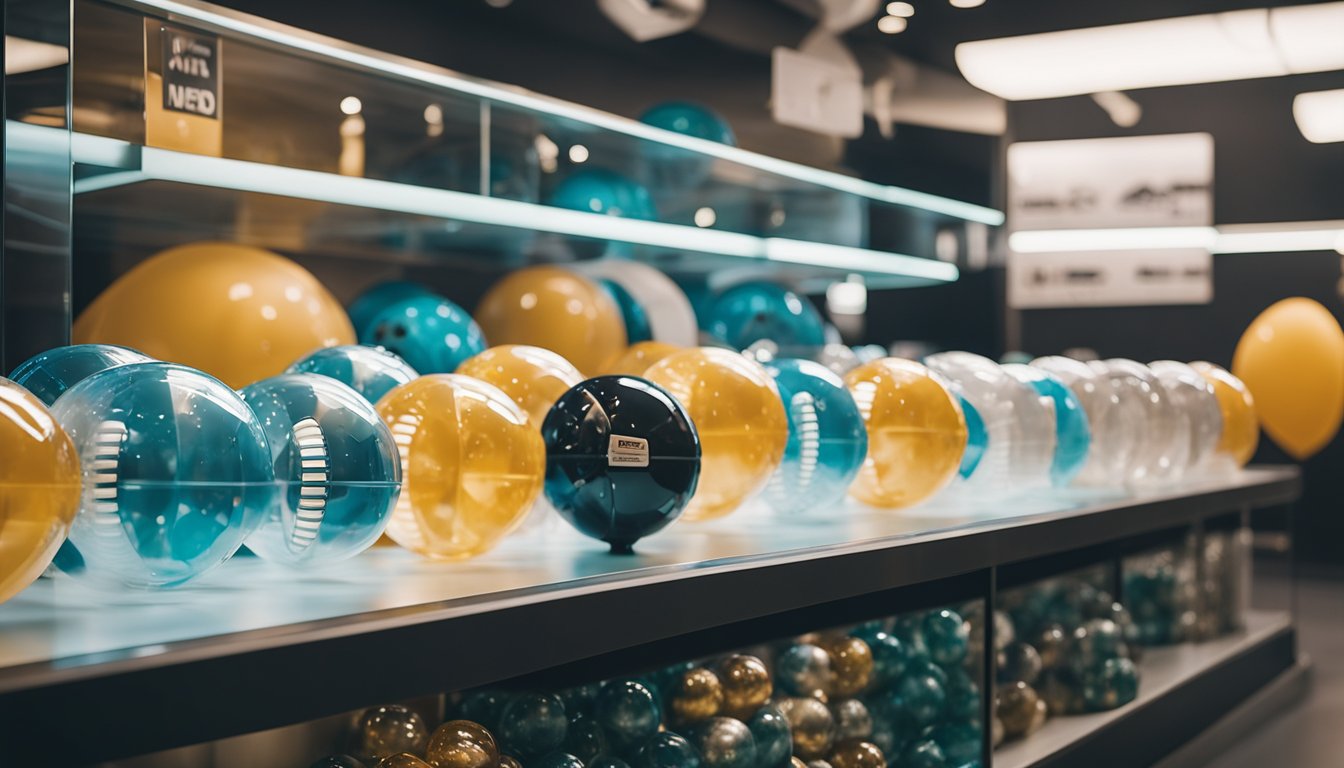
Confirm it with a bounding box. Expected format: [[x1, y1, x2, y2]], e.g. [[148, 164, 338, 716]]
[[607, 434, 651, 468]]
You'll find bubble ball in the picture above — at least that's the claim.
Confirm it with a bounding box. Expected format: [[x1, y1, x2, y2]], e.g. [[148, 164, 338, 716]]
[[0, 378, 80, 603], [749, 703, 793, 768], [842, 359, 967, 509], [1094, 359, 1180, 485], [360, 294, 486, 375], [458, 345, 584, 428], [476, 266, 628, 376], [1190, 361, 1258, 467], [498, 693, 568, 758], [8, 344, 153, 406], [351, 705, 431, 762], [633, 732, 702, 768], [762, 359, 867, 516], [599, 278, 654, 344], [239, 374, 401, 566], [289, 345, 419, 405], [705, 282, 827, 351], [1031, 356, 1142, 488], [376, 375, 543, 560], [602, 341, 684, 377], [549, 167, 659, 221], [925, 352, 1055, 491], [644, 348, 788, 521], [717, 655, 773, 719], [572, 260, 699, 347], [686, 717, 757, 768], [1150, 360, 1224, 476], [49, 362, 274, 587], [954, 391, 988, 480], [73, 242, 355, 388], [541, 375, 699, 552], [1003, 363, 1092, 487], [776, 697, 835, 760], [347, 281, 432, 337], [597, 680, 663, 752], [427, 720, 500, 768]]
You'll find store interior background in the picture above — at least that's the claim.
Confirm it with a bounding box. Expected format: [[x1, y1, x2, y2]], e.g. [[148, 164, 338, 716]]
[[212, 0, 1344, 565]]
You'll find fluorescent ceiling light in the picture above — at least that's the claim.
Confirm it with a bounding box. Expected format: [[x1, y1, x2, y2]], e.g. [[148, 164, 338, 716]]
[[1294, 89, 1344, 144], [956, 2, 1344, 100], [5, 36, 67, 74], [1214, 222, 1344, 253], [1010, 221, 1344, 255]]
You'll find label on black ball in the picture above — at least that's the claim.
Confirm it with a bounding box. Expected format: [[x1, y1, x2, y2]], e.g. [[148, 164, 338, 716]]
[[607, 434, 650, 468]]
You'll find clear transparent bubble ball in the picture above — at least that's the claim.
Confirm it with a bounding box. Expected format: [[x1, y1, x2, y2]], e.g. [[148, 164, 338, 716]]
[[1149, 360, 1223, 478], [1093, 359, 1180, 485], [763, 359, 867, 516], [288, 345, 419, 405], [1003, 364, 1092, 487], [1032, 356, 1140, 489], [8, 343, 152, 406]]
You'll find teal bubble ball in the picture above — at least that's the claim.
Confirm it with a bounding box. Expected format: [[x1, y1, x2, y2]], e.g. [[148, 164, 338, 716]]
[[347, 281, 431, 336], [763, 359, 867, 516], [706, 283, 826, 351], [359, 294, 485, 374], [288, 345, 418, 405]]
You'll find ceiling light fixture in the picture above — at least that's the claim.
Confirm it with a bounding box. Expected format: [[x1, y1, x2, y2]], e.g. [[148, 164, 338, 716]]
[[886, 2, 915, 17], [877, 15, 908, 34], [955, 2, 1344, 100], [949, 0, 985, 8], [1009, 221, 1344, 255], [1293, 89, 1344, 144]]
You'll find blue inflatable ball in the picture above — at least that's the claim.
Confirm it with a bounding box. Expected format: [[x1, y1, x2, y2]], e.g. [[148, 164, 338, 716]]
[[685, 717, 757, 768], [550, 167, 658, 221], [49, 362, 275, 587], [922, 608, 969, 667], [851, 626, 906, 690], [633, 732, 702, 768], [1003, 363, 1091, 487], [239, 374, 401, 566], [942, 666, 981, 722], [597, 680, 663, 752], [707, 282, 827, 350], [748, 703, 793, 768], [954, 391, 988, 480], [888, 669, 946, 727], [763, 359, 867, 516], [602, 279, 655, 344], [346, 281, 431, 337], [640, 102, 737, 146], [359, 294, 485, 374], [542, 376, 701, 554], [498, 693, 569, 758], [288, 344, 419, 405]]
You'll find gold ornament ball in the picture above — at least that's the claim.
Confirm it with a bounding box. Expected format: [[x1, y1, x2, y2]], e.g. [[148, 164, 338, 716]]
[[352, 705, 431, 761], [426, 720, 500, 768], [996, 681, 1042, 741], [670, 667, 725, 725], [380, 755, 434, 768], [818, 636, 873, 698], [457, 345, 584, 427], [717, 654, 773, 719], [827, 740, 885, 768], [777, 696, 835, 760], [499, 757, 522, 768]]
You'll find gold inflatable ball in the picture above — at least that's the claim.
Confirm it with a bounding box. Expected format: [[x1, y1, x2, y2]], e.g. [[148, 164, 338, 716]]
[[0, 378, 80, 604], [457, 345, 584, 427], [426, 720, 499, 768], [843, 359, 967, 509], [1190, 361, 1259, 467], [717, 654, 773, 720], [828, 741, 886, 768], [475, 266, 628, 376], [818, 636, 873, 698], [379, 755, 433, 768], [669, 667, 725, 725], [776, 697, 835, 760], [601, 340, 683, 376], [644, 348, 788, 521], [376, 375, 544, 560], [73, 242, 354, 389], [351, 705, 431, 762]]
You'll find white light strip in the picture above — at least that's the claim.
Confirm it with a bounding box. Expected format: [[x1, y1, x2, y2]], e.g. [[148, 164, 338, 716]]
[[1293, 89, 1344, 144], [1214, 222, 1344, 254], [117, 0, 1003, 225], [956, 2, 1344, 100], [1010, 222, 1344, 255], [765, 239, 960, 281]]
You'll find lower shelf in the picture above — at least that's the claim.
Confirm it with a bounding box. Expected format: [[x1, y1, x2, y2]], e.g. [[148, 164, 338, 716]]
[[996, 610, 1295, 768]]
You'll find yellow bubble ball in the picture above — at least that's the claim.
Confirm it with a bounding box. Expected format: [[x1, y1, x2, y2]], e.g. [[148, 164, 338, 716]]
[[0, 378, 80, 603], [475, 266, 627, 376], [376, 375, 544, 559], [1190, 361, 1259, 468], [644, 348, 788, 521], [73, 242, 354, 388], [843, 358, 967, 509], [457, 345, 584, 427], [601, 340, 683, 376]]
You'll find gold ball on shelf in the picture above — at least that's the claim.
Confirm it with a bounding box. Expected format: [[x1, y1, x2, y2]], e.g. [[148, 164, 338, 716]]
[[717, 655, 773, 719], [827, 740, 886, 768], [777, 696, 835, 760], [499, 756, 522, 768], [818, 636, 873, 698], [426, 720, 500, 768], [380, 755, 434, 768], [352, 705, 430, 761], [995, 681, 1042, 741], [670, 667, 725, 725]]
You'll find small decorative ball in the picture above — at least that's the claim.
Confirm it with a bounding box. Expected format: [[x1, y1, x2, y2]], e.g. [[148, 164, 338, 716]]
[[848, 627, 905, 690], [361, 295, 485, 375], [8, 343, 152, 405], [499, 757, 523, 768], [558, 684, 603, 720], [597, 680, 663, 751], [632, 731, 702, 768], [458, 345, 584, 427], [289, 345, 419, 405], [351, 705, 430, 761], [347, 281, 432, 337], [601, 341, 684, 377], [311, 756, 367, 768], [377, 375, 544, 560], [928, 722, 980, 766], [644, 348, 788, 521], [843, 359, 967, 508], [543, 376, 700, 553], [591, 758, 633, 768], [475, 266, 628, 376], [828, 699, 873, 741], [706, 282, 827, 350], [532, 754, 585, 768], [790, 759, 807, 768], [426, 720, 500, 768], [670, 667, 725, 725], [378, 755, 432, 768], [455, 690, 513, 733], [1038, 668, 1083, 716], [686, 717, 758, 768], [50, 362, 274, 587], [1081, 657, 1140, 711], [890, 669, 946, 727], [775, 644, 834, 698], [997, 642, 1043, 685], [819, 636, 874, 698], [1072, 619, 1126, 668], [497, 694, 567, 758], [240, 374, 400, 566], [1034, 624, 1069, 670], [921, 609, 969, 667], [995, 681, 1042, 740], [776, 697, 835, 760], [0, 377, 80, 602], [899, 740, 945, 768], [826, 740, 885, 768], [562, 717, 608, 763], [748, 703, 793, 768], [717, 655, 773, 719], [943, 667, 982, 722], [763, 359, 868, 516]]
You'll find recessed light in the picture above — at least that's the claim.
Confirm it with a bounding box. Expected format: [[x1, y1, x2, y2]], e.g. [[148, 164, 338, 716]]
[[887, 2, 915, 17], [877, 15, 908, 33]]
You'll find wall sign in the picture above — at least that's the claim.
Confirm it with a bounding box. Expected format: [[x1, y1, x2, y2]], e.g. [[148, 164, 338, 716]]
[[161, 27, 219, 118], [144, 21, 223, 156]]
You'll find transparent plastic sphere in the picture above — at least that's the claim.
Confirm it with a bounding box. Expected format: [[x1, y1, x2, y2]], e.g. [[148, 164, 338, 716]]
[[360, 295, 486, 375], [457, 345, 585, 427], [924, 352, 1055, 491], [1149, 360, 1223, 477], [376, 375, 544, 559], [706, 282, 827, 351], [0, 378, 80, 603], [644, 348, 788, 521], [572, 260, 699, 347], [1003, 364, 1092, 487], [600, 341, 683, 377], [542, 376, 701, 553], [842, 358, 967, 509], [346, 281, 432, 339], [239, 374, 401, 566], [1094, 359, 1180, 485], [1031, 356, 1140, 488], [49, 362, 275, 587], [8, 344, 153, 406], [1190, 362, 1258, 467], [763, 359, 867, 516], [475, 266, 628, 376], [288, 345, 419, 405]]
